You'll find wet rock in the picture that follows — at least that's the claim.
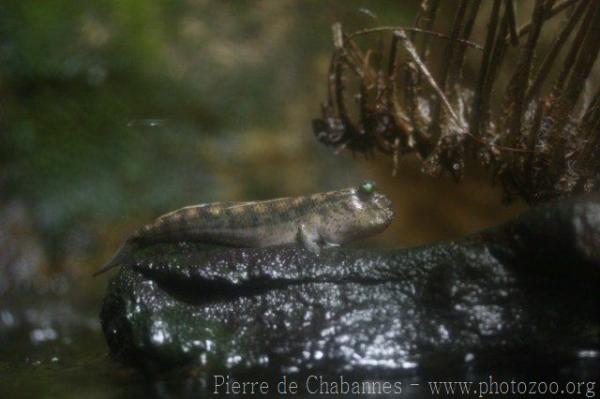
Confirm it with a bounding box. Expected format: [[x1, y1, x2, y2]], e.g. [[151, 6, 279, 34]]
[[100, 194, 600, 374]]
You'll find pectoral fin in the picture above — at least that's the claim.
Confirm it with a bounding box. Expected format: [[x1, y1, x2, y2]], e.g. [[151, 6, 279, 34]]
[[297, 224, 321, 255]]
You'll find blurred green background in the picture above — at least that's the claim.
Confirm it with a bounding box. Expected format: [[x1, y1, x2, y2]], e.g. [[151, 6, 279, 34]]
[[0, 0, 522, 282], [0, 1, 414, 279], [0, 1, 523, 396]]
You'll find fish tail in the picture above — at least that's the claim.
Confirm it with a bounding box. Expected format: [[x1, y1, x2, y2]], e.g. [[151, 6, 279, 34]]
[[93, 241, 134, 277]]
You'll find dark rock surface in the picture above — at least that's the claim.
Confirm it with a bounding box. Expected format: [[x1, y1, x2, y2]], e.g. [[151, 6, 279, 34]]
[[100, 194, 600, 375]]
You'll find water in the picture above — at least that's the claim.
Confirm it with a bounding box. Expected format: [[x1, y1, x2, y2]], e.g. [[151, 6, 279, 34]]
[[2, 287, 599, 398]]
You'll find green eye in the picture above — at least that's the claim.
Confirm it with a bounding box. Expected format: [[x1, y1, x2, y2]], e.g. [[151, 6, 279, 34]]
[[359, 181, 375, 194]]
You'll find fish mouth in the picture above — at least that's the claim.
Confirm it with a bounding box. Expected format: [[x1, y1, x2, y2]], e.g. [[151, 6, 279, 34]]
[[373, 193, 395, 224]]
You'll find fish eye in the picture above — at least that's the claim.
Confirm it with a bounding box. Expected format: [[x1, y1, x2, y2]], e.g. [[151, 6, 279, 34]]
[[359, 181, 375, 195]]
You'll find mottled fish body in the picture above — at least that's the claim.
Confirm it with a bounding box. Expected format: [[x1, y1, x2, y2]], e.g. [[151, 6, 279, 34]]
[[94, 181, 394, 276]]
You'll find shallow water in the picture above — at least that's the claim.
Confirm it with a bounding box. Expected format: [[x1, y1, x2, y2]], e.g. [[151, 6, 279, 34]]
[[3, 340, 598, 399]]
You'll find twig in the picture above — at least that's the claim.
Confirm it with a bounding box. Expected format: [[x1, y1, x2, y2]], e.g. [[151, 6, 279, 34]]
[[470, 0, 502, 139], [349, 27, 483, 50], [525, 0, 590, 103], [395, 29, 464, 131], [332, 23, 344, 49], [552, 0, 595, 93], [429, 0, 469, 139], [449, 0, 482, 87], [549, 1, 600, 144], [414, 0, 441, 62], [504, 0, 546, 149], [481, 2, 511, 123], [505, 0, 519, 46], [515, 0, 580, 38]]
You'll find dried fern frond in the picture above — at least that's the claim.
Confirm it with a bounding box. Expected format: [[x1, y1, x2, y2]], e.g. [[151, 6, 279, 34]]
[[313, 0, 600, 204]]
